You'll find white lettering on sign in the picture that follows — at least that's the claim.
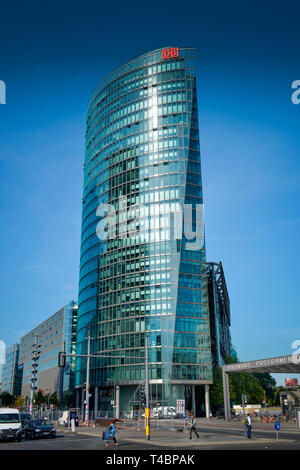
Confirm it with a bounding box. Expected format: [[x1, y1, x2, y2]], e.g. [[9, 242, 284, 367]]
[[291, 80, 300, 104], [224, 355, 300, 372], [0, 80, 6, 104], [0, 340, 6, 365]]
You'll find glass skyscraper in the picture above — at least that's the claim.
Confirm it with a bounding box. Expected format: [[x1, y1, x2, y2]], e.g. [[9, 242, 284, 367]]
[[76, 47, 213, 413]]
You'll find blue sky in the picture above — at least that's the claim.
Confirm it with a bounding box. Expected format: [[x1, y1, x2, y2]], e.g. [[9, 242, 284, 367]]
[[0, 0, 299, 385]]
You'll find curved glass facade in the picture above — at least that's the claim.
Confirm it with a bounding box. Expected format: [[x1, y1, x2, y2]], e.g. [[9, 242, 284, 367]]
[[76, 47, 213, 408]]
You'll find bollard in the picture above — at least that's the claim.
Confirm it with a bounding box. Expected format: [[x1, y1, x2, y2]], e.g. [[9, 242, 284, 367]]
[[171, 415, 174, 431], [71, 418, 76, 433]]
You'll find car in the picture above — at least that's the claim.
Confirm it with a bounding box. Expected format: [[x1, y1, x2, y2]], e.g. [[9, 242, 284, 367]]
[[0, 408, 22, 442], [20, 412, 33, 438], [26, 419, 56, 439]]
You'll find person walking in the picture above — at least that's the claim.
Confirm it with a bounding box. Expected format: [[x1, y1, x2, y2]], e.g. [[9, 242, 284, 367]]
[[189, 414, 199, 440], [246, 413, 252, 439], [183, 412, 188, 430], [102, 421, 119, 447]]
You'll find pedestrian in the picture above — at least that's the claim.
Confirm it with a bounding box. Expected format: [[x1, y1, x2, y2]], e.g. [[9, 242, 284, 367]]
[[102, 421, 119, 447], [189, 414, 199, 440], [183, 412, 188, 430], [246, 413, 252, 439]]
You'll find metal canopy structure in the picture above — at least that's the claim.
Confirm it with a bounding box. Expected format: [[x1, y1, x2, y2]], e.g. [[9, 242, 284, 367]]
[[222, 354, 300, 420]]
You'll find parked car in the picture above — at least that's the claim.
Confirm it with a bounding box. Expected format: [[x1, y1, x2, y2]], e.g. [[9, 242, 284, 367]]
[[20, 412, 33, 438], [0, 408, 22, 442], [26, 419, 56, 439]]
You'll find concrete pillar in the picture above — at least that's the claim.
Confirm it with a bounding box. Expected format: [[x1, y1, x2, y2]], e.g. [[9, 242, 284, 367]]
[[191, 385, 196, 416], [205, 384, 210, 418], [116, 385, 120, 419], [94, 386, 99, 417], [222, 368, 231, 420], [75, 389, 80, 410], [81, 388, 85, 418]]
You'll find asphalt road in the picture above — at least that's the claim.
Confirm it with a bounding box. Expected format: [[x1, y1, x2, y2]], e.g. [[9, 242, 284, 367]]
[[0, 429, 300, 450], [1, 419, 300, 451], [0, 433, 169, 450]]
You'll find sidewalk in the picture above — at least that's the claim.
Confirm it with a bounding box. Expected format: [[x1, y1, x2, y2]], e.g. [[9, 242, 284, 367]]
[[59, 422, 298, 448]]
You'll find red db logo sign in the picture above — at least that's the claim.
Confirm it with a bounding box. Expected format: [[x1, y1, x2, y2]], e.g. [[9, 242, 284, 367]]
[[162, 48, 178, 59]]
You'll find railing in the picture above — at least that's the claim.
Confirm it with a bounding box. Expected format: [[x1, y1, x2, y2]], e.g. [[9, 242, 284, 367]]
[[27, 408, 185, 431]]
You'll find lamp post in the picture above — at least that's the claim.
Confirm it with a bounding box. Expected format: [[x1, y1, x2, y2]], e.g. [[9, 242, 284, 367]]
[[107, 379, 116, 418], [29, 334, 42, 415], [145, 335, 150, 441], [45, 388, 50, 419], [84, 332, 91, 426]]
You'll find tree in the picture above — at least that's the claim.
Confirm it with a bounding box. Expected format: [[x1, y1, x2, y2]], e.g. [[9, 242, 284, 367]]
[[210, 366, 236, 410], [273, 386, 286, 407], [34, 389, 46, 407], [14, 395, 26, 408], [254, 373, 276, 403], [210, 367, 224, 408], [49, 392, 60, 408], [248, 381, 265, 403], [0, 392, 16, 407], [254, 372, 276, 391]]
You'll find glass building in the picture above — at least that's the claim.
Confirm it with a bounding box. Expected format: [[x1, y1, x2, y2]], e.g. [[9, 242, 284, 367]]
[[1, 343, 23, 396], [76, 47, 214, 414]]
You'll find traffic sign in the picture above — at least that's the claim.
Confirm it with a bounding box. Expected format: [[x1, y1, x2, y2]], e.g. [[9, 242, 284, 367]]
[[176, 399, 185, 414], [274, 420, 281, 440]]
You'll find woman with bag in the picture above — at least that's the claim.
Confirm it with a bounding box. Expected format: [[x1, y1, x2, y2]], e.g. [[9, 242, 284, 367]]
[[102, 421, 119, 447]]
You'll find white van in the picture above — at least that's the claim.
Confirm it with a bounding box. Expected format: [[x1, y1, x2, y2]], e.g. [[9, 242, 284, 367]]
[[58, 410, 69, 427], [0, 408, 22, 442]]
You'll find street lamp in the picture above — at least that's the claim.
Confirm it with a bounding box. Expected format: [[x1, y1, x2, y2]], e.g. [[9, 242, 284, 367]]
[[145, 334, 150, 441], [29, 334, 42, 415], [107, 379, 116, 418]]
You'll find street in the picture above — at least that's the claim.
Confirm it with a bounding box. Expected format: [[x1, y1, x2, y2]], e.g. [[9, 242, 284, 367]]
[[1, 419, 300, 450]]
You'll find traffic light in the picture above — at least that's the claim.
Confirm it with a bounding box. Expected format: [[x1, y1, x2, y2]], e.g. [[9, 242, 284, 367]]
[[58, 352, 66, 367], [242, 394, 248, 405], [139, 385, 146, 405]]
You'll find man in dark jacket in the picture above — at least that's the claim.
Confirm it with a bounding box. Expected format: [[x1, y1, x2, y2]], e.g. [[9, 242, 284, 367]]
[[189, 414, 199, 439]]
